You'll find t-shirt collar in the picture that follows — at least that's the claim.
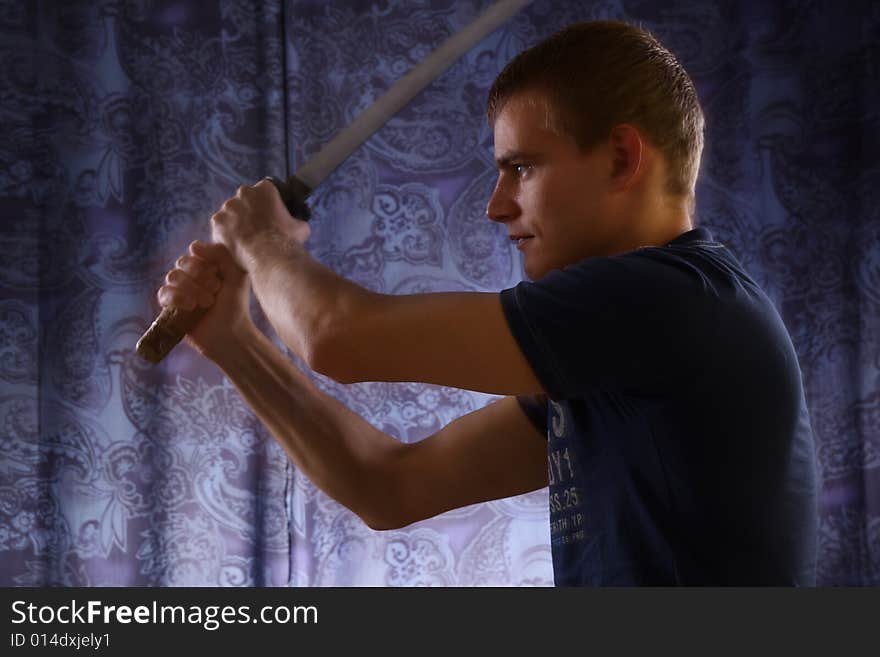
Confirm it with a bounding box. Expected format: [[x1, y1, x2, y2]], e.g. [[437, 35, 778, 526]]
[[667, 226, 714, 246]]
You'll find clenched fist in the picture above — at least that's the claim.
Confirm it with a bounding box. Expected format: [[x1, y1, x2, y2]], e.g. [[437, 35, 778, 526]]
[[210, 179, 310, 272], [157, 240, 252, 359]]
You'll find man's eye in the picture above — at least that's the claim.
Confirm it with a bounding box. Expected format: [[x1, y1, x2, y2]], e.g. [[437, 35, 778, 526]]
[[514, 163, 531, 176]]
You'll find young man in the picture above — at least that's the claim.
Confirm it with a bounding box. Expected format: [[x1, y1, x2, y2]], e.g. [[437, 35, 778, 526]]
[[157, 22, 818, 585]]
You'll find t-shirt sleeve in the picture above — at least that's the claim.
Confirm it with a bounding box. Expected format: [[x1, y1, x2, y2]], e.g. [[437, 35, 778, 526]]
[[499, 249, 719, 399]]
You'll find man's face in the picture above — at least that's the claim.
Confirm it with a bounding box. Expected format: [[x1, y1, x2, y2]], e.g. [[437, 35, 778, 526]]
[[487, 90, 618, 280]]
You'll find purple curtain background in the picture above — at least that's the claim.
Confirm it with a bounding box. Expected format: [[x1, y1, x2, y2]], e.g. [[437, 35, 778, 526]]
[[1, 0, 877, 586]]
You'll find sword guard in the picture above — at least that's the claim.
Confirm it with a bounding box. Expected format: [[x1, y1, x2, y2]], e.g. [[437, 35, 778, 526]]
[[263, 175, 312, 221]]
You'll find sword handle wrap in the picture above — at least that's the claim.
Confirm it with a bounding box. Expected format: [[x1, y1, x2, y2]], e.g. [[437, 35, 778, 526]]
[[135, 305, 206, 363], [264, 175, 312, 221]]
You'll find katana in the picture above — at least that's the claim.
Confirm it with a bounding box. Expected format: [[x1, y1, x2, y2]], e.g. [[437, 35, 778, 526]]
[[136, 0, 531, 363]]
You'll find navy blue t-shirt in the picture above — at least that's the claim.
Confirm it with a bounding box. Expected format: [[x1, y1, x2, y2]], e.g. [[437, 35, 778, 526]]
[[500, 228, 818, 586]]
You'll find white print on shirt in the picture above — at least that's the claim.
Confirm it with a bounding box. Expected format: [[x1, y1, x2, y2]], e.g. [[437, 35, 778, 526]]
[[550, 400, 566, 437], [550, 512, 585, 543], [548, 447, 575, 485], [547, 400, 585, 544]]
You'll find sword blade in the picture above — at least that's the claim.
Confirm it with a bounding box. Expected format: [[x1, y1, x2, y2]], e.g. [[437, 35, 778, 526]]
[[293, 0, 531, 190]]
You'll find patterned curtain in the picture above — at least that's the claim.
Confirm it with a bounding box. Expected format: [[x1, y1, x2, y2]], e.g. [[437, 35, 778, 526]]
[[1, 0, 877, 586]]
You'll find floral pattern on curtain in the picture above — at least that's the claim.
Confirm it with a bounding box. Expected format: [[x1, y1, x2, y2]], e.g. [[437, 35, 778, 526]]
[[1, 0, 877, 586]]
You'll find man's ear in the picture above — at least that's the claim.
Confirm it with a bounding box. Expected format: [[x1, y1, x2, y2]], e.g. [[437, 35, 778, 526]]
[[608, 124, 644, 191]]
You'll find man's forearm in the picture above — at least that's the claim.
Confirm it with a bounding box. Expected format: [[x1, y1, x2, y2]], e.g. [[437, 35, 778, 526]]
[[212, 322, 404, 530], [241, 233, 371, 367], [235, 230, 543, 395]]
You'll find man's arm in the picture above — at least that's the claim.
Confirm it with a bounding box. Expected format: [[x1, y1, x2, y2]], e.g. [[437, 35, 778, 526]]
[[160, 240, 548, 528], [214, 323, 548, 530], [250, 240, 542, 395], [210, 181, 544, 396]]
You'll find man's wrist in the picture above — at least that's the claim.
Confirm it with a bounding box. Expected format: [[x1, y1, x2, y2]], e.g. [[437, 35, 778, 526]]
[[238, 228, 302, 274]]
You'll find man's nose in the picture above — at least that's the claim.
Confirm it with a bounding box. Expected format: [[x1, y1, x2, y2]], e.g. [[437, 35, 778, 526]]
[[486, 177, 518, 223]]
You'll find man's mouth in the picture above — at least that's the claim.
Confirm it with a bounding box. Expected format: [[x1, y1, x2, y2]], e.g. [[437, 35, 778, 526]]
[[510, 235, 534, 249]]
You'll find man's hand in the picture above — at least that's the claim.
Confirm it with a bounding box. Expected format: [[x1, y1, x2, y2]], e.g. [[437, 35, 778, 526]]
[[156, 240, 253, 360], [210, 180, 311, 272]]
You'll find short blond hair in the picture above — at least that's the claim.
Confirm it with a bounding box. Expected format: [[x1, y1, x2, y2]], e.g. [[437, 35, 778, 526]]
[[487, 21, 705, 198]]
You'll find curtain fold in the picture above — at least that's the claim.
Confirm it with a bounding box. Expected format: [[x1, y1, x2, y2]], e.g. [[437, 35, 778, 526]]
[[1, 1, 292, 586]]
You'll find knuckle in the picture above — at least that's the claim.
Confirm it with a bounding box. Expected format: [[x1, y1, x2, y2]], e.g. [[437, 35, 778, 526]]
[[157, 286, 176, 307], [295, 223, 311, 241]]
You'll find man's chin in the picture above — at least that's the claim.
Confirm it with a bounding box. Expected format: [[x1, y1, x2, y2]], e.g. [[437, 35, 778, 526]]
[[523, 259, 548, 281]]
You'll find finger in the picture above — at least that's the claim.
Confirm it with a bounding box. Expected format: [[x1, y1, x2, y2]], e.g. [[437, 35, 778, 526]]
[[292, 219, 311, 243], [254, 178, 276, 199], [161, 282, 213, 310], [162, 269, 215, 309], [157, 283, 200, 312], [255, 178, 297, 219], [190, 240, 242, 274], [222, 195, 243, 211], [175, 254, 221, 292]]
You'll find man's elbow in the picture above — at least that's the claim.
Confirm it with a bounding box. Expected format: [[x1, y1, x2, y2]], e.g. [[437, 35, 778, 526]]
[[354, 459, 416, 532], [307, 331, 362, 384], [361, 515, 403, 531], [361, 508, 420, 532], [305, 294, 376, 384], [355, 487, 409, 532]]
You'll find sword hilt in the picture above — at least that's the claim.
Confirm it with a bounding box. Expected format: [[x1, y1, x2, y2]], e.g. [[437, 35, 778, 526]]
[[135, 305, 206, 364], [134, 175, 313, 364], [263, 175, 312, 222]]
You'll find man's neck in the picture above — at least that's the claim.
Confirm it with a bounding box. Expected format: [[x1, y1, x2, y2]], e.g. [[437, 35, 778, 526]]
[[618, 194, 693, 253]]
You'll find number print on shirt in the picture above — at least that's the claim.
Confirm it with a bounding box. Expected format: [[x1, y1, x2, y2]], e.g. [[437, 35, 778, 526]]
[[547, 400, 586, 544]]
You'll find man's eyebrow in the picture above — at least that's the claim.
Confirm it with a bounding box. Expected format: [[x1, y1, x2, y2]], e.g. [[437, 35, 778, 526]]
[[494, 151, 539, 168]]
